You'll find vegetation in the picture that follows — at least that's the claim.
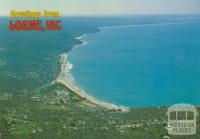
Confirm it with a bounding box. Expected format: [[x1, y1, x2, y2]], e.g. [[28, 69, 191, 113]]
[[0, 84, 200, 139]]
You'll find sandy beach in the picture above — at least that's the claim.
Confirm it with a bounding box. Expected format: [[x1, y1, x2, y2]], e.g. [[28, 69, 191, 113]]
[[56, 35, 129, 112], [56, 79, 129, 112]]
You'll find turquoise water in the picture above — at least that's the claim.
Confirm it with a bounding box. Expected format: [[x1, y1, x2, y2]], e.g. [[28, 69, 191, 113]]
[[1, 16, 200, 107], [68, 19, 200, 107]]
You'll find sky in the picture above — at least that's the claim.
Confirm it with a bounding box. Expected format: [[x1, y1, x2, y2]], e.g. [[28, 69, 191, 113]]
[[0, 0, 200, 16]]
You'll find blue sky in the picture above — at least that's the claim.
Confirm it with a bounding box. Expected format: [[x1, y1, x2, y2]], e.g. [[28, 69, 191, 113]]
[[1, 0, 200, 16]]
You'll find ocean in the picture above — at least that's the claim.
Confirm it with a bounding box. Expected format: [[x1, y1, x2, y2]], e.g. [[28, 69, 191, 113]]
[[1, 15, 200, 107], [67, 16, 200, 107]]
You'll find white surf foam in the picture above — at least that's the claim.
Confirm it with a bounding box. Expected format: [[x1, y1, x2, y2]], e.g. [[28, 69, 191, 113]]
[[58, 34, 88, 84], [0, 48, 5, 51], [57, 34, 129, 112], [99, 22, 187, 30]]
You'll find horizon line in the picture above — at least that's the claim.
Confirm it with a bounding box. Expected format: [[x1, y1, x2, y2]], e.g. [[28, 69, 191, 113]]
[[1, 13, 200, 18]]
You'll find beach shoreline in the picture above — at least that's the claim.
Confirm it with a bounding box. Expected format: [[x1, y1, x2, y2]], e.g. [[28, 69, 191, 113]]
[[56, 32, 129, 112], [56, 79, 129, 112]]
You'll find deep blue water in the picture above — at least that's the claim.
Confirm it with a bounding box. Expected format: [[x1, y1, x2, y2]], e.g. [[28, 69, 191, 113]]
[[68, 19, 200, 107]]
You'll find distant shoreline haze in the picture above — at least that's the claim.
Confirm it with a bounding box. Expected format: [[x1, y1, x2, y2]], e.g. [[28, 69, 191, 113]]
[[1, 0, 200, 16]]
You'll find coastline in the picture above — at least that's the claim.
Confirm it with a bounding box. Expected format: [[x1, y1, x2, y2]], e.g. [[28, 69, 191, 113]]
[[56, 32, 129, 112], [55, 22, 192, 112], [56, 79, 129, 112]]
